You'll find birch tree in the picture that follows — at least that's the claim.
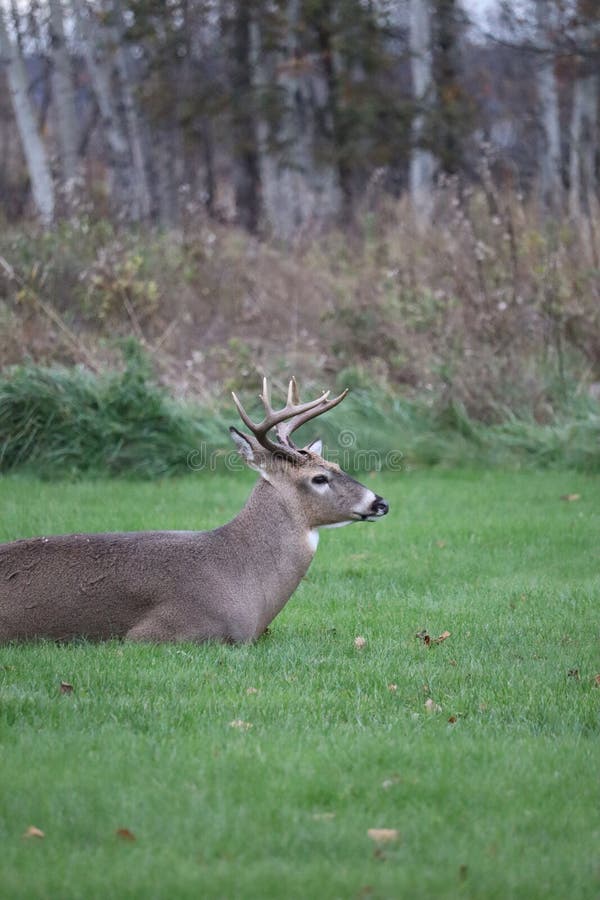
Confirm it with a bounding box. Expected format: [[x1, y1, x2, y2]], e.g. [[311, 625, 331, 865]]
[[71, 0, 144, 220], [0, 6, 55, 223], [534, 0, 562, 211], [409, 0, 436, 223]]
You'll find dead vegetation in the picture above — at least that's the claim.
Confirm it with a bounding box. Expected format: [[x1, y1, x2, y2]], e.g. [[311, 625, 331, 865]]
[[1, 188, 599, 421]]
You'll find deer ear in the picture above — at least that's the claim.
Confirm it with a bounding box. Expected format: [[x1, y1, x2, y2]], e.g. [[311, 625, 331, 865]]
[[229, 427, 272, 480], [230, 427, 259, 464], [304, 437, 323, 456]]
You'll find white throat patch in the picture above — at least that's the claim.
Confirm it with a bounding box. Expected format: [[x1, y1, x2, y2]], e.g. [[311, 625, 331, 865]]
[[307, 530, 320, 553]]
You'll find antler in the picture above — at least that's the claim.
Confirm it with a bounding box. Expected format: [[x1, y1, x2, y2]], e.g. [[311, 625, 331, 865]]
[[232, 377, 348, 461]]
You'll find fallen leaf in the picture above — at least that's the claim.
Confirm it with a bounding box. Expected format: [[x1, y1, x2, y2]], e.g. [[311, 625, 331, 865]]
[[116, 828, 136, 841], [59, 681, 73, 694], [367, 828, 400, 843], [448, 715, 457, 724], [246, 687, 258, 695], [436, 540, 446, 548], [229, 719, 253, 730], [22, 826, 44, 839], [354, 636, 367, 650], [387, 683, 398, 692], [560, 493, 581, 502], [594, 675, 600, 686], [312, 812, 336, 821], [416, 629, 451, 646], [449, 659, 457, 666], [424, 698, 442, 713]]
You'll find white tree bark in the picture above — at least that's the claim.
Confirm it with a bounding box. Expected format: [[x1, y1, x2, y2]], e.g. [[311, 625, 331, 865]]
[[535, 0, 563, 211], [569, 70, 598, 218], [48, 0, 80, 192], [71, 0, 142, 220], [252, 0, 342, 240], [409, 0, 436, 224], [0, 8, 55, 223]]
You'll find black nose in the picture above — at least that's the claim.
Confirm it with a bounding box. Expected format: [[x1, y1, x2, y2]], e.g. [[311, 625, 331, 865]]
[[371, 495, 389, 516]]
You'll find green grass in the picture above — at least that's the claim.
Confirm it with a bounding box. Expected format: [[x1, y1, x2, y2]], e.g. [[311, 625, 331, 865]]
[[0, 470, 599, 899]]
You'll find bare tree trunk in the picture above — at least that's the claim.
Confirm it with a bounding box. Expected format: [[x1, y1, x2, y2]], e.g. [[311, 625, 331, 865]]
[[0, 8, 55, 223], [71, 0, 140, 220], [229, 1, 260, 233], [409, 0, 436, 224], [569, 63, 598, 219], [253, 0, 342, 240], [535, 0, 563, 212], [48, 0, 80, 198], [112, 0, 153, 221]]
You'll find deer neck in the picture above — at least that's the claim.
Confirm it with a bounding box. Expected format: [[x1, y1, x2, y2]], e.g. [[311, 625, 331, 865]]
[[221, 478, 316, 631], [233, 477, 315, 562]]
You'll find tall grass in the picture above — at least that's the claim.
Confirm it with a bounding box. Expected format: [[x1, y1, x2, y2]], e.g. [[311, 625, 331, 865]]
[[1, 348, 599, 476], [0, 343, 226, 478]]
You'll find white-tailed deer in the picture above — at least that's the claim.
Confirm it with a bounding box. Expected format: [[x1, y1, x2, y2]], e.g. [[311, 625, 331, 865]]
[[0, 378, 388, 643]]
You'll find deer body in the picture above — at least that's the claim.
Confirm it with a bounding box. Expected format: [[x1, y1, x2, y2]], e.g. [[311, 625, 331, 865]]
[[0, 379, 388, 643]]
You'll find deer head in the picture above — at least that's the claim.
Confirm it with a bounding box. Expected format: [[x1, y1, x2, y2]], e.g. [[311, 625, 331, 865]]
[[229, 378, 389, 529]]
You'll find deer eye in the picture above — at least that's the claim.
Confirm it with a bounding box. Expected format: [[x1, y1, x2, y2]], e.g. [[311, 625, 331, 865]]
[[311, 475, 329, 485]]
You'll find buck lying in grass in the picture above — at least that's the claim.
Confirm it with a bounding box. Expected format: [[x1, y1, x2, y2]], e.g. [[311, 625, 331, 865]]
[[0, 378, 388, 643]]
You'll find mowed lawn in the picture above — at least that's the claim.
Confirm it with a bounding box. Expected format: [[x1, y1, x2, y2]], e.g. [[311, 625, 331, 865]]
[[0, 470, 598, 900]]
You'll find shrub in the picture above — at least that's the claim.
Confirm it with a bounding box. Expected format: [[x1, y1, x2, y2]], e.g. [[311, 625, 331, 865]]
[[0, 342, 225, 478]]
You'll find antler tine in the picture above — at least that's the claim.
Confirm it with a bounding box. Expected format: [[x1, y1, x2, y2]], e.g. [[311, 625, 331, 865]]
[[287, 377, 300, 406], [260, 376, 272, 412], [233, 379, 349, 460], [276, 388, 349, 445]]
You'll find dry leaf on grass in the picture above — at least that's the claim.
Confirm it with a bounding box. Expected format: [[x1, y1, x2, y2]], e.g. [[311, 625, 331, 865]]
[[312, 812, 336, 821], [448, 715, 457, 724], [354, 636, 367, 650], [229, 719, 253, 730], [116, 828, 136, 841], [416, 629, 451, 647], [387, 683, 398, 692], [59, 681, 73, 694], [425, 697, 442, 713], [22, 826, 44, 839], [594, 675, 600, 686], [246, 687, 258, 695], [560, 493, 581, 502], [367, 828, 400, 843]]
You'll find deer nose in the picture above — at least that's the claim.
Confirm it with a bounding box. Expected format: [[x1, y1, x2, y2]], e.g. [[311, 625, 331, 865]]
[[371, 495, 389, 516]]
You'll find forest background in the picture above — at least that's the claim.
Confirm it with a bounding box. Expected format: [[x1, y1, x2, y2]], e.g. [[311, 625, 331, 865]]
[[0, 0, 599, 474]]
